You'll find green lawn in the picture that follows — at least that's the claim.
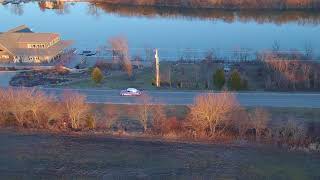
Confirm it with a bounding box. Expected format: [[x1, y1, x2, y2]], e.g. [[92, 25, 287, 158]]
[[62, 68, 155, 89]]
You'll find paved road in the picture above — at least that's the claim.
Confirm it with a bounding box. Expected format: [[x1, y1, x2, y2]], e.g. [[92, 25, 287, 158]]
[[0, 71, 17, 87], [31, 88, 320, 108]]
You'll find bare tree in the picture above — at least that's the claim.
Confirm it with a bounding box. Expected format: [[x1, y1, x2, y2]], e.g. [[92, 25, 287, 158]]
[[5, 88, 34, 126], [26, 89, 55, 127], [151, 105, 167, 134], [0, 88, 64, 128], [63, 91, 89, 129], [137, 93, 152, 132], [109, 36, 132, 77], [189, 92, 240, 137]]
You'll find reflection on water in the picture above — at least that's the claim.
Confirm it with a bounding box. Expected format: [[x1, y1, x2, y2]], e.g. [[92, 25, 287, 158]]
[[38, 0, 70, 14], [1, 1, 320, 58], [4, 1, 320, 25], [92, 3, 320, 25]]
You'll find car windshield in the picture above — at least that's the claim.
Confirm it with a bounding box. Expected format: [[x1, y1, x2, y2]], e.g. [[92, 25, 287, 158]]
[[127, 88, 137, 92]]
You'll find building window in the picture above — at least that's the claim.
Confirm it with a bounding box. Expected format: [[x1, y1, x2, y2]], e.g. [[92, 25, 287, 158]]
[[28, 44, 48, 49], [1, 55, 9, 59]]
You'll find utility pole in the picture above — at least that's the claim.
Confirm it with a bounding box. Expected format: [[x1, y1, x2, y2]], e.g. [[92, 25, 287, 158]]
[[155, 49, 160, 87]]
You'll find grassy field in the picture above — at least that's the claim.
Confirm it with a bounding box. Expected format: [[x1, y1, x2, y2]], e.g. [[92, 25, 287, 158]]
[[58, 62, 222, 90], [0, 130, 319, 179], [63, 68, 155, 90], [45, 60, 320, 92]]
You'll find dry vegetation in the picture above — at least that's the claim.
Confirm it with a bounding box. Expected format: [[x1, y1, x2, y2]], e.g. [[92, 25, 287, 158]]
[[0, 88, 319, 151], [0, 88, 89, 130], [259, 52, 320, 91], [109, 36, 133, 78]]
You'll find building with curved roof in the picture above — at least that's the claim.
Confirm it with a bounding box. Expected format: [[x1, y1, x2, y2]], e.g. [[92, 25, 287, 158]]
[[0, 25, 73, 63]]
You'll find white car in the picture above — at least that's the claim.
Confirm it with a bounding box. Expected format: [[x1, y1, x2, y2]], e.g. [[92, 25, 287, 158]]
[[120, 88, 142, 96]]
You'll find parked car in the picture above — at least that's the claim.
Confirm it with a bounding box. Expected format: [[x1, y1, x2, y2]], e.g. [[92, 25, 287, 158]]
[[120, 88, 142, 96], [224, 64, 231, 73], [79, 50, 96, 56]]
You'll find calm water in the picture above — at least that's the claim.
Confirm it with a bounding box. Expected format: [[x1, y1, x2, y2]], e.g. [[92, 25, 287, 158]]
[[1, 2, 320, 59]]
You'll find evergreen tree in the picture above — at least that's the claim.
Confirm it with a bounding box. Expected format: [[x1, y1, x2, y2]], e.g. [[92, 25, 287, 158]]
[[91, 67, 103, 84], [229, 70, 242, 91], [213, 69, 225, 90]]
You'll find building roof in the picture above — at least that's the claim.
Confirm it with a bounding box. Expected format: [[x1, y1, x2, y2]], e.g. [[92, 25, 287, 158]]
[[16, 33, 59, 43], [0, 25, 72, 58], [0, 32, 59, 46], [7, 25, 33, 33]]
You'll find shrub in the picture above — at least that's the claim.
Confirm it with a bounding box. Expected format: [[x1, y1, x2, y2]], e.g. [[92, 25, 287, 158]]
[[189, 92, 240, 138], [104, 106, 120, 129], [63, 91, 89, 129], [151, 105, 167, 134], [85, 114, 96, 129], [91, 67, 103, 84], [231, 108, 251, 137], [137, 93, 152, 132], [213, 69, 225, 90], [249, 108, 270, 139], [228, 70, 242, 91], [0, 88, 63, 128], [278, 119, 307, 147], [153, 116, 183, 135]]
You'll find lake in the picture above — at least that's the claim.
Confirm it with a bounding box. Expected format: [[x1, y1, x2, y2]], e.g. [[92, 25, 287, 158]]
[[1, 1, 320, 60]]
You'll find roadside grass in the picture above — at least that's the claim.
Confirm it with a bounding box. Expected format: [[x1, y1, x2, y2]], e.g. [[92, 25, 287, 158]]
[[91, 104, 189, 131], [266, 107, 320, 123], [91, 104, 320, 125]]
